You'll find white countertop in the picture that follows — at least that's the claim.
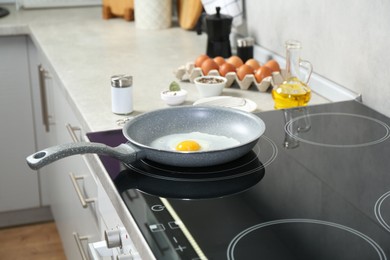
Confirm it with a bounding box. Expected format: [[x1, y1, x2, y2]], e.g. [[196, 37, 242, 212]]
[[0, 5, 329, 133]]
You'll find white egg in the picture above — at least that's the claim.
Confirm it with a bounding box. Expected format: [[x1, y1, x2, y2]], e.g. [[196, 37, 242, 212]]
[[149, 132, 240, 152]]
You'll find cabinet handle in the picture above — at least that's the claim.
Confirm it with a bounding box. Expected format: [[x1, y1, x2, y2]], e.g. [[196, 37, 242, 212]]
[[66, 123, 81, 143], [69, 172, 95, 208], [73, 232, 89, 260], [38, 64, 50, 132]]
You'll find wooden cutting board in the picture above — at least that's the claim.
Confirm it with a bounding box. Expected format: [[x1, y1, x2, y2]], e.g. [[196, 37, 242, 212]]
[[177, 0, 203, 30]]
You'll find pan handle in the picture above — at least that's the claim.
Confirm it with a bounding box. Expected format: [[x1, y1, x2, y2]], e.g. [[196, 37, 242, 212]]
[[26, 142, 144, 170]]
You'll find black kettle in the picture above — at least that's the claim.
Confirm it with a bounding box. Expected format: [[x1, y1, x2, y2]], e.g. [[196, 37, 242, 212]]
[[205, 7, 233, 58]]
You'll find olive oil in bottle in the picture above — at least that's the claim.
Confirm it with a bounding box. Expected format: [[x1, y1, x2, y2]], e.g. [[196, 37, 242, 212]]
[[272, 77, 311, 109], [272, 40, 313, 109]]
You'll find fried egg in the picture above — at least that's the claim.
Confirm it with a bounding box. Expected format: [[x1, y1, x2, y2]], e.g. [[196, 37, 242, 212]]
[[150, 132, 240, 152], [176, 140, 202, 151]]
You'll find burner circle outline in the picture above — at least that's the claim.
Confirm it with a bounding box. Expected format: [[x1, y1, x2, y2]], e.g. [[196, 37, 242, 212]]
[[285, 112, 390, 148], [227, 218, 387, 260], [375, 191, 390, 233]]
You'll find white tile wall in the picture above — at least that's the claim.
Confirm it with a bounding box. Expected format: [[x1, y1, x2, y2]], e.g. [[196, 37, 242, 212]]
[[244, 0, 390, 117]]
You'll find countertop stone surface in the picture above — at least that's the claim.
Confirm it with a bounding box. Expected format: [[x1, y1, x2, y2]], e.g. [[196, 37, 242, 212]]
[[0, 5, 328, 133]]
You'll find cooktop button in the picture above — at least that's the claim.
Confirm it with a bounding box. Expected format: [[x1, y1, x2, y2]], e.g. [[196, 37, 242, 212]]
[[151, 204, 165, 211], [174, 245, 187, 252], [149, 223, 165, 232], [168, 221, 181, 229]]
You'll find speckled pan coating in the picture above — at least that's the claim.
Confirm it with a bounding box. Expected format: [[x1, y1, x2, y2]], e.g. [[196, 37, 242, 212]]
[[26, 142, 142, 170], [122, 106, 265, 167], [27, 106, 265, 169]]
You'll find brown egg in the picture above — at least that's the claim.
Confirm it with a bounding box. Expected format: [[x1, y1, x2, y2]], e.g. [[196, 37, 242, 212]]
[[195, 54, 209, 67], [264, 59, 280, 72], [254, 66, 272, 83], [201, 58, 219, 75], [226, 55, 244, 68], [245, 59, 261, 71], [218, 62, 236, 77], [213, 56, 226, 66], [236, 64, 255, 80]]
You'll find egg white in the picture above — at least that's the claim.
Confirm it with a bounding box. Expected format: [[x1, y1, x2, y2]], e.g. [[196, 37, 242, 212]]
[[149, 132, 240, 152]]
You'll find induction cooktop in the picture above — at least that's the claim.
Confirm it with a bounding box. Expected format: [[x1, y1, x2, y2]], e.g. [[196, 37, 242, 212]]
[[87, 100, 390, 260]]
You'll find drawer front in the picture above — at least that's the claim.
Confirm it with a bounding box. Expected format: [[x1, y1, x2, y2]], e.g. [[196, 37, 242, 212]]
[[69, 160, 99, 222], [50, 124, 102, 259], [72, 200, 101, 260]]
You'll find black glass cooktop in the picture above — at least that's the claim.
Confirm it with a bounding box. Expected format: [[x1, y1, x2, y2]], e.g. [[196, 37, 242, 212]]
[[87, 100, 390, 260]]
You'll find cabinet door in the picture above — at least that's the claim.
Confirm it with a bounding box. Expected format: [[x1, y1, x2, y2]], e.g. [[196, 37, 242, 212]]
[[0, 36, 39, 212], [27, 37, 58, 207]]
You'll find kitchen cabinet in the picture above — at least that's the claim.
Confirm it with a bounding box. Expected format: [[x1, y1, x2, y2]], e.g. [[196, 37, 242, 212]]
[[28, 45, 102, 258], [21, 35, 131, 259], [26, 37, 57, 208], [47, 86, 101, 259], [30, 59, 139, 259], [0, 36, 40, 214]]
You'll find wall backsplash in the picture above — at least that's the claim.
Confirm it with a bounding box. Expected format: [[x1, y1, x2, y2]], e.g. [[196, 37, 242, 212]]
[[244, 0, 390, 117]]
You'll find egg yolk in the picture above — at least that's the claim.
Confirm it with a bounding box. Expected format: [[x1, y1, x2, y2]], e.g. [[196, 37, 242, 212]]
[[175, 140, 201, 152]]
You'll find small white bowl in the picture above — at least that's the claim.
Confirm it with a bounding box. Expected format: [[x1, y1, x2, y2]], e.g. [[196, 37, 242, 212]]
[[160, 89, 187, 106], [194, 76, 227, 98]]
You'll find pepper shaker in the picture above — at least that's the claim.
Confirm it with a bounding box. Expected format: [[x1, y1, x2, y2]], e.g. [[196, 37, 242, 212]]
[[237, 37, 254, 63], [111, 75, 133, 115]]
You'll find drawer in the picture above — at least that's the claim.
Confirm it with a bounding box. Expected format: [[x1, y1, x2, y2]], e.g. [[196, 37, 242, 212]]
[[72, 211, 104, 260], [50, 154, 101, 260], [69, 158, 99, 224]]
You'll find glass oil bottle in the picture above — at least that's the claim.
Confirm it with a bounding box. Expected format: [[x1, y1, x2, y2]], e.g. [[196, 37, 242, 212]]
[[272, 40, 313, 109]]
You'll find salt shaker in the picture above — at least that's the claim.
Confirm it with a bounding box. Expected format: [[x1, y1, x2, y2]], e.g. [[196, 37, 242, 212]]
[[111, 75, 133, 115]]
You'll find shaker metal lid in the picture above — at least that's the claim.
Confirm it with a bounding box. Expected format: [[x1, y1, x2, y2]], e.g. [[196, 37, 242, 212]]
[[111, 75, 133, 88], [237, 37, 255, 47]]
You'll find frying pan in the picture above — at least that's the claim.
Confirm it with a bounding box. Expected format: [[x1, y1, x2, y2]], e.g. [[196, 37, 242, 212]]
[[26, 106, 265, 170]]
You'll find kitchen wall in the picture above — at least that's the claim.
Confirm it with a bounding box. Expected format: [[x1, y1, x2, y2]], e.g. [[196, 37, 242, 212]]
[[244, 0, 390, 117]]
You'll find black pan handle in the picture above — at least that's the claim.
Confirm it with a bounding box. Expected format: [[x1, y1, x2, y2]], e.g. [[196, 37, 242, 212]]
[[26, 142, 144, 170]]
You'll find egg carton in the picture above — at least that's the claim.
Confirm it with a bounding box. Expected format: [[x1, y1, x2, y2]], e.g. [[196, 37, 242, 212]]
[[175, 62, 289, 92]]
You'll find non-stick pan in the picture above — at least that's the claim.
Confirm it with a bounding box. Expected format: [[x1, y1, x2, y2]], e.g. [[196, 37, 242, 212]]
[[26, 106, 265, 170]]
